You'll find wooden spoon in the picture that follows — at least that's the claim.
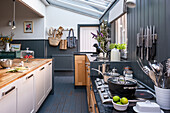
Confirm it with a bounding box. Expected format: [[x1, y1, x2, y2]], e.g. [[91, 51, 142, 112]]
[[149, 70, 158, 86]]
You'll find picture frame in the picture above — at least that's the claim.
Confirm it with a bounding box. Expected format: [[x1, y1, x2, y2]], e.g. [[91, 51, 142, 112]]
[[24, 21, 33, 33], [10, 44, 21, 51]]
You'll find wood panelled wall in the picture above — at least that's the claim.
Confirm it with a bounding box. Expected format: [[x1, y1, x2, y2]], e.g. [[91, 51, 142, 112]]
[[127, 0, 170, 62]]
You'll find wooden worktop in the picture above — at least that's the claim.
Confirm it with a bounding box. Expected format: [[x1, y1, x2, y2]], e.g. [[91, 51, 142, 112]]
[[0, 59, 52, 89]]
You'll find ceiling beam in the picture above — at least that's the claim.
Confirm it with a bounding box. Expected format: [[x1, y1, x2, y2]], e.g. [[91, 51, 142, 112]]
[[73, 0, 107, 10], [52, 0, 103, 15], [88, 0, 107, 6]]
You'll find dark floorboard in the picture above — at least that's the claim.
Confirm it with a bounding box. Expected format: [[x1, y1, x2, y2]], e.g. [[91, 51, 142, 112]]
[[37, 76, 89, 113]]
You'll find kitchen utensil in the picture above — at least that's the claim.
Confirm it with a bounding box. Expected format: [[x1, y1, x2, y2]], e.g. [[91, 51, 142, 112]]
[[148, 61, 156, 73], [133, 100, 163, 113], [149, 70, 158, 86], [155, 86, 170, 110], [149, 26, 152, 61], [137, 58, 150, 75], [136, 33, 140, 57], [140, 28, 144, 59], [0, 59, 13, 69], [108, 76, 137, 98], [151, 26, 157, 60], [144, 28, 147, 59], [48, 27, 53, 36], [112, 100, 129, 111], [152, 64, 161, 72], [146, 26, 149, 60]]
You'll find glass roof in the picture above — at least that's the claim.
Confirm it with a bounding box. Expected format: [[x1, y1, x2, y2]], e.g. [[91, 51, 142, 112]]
[[46, 0, 115, 19]]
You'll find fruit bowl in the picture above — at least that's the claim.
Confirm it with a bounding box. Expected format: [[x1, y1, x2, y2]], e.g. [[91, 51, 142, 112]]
[[112, 100, 129, 111]]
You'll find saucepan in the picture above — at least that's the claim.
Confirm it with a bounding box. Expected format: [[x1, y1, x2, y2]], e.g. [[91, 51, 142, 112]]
[[108, 76, 137, 98]]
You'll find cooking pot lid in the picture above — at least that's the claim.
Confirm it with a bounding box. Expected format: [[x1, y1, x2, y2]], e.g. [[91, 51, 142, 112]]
[[108, 77, 137, 85]]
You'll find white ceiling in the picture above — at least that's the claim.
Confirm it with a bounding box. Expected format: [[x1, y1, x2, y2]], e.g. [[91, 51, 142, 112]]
[[46, 0, 115, 19]]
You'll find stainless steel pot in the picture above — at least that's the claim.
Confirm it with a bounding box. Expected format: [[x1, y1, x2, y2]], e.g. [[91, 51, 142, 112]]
[[0, 59, 13, 68]]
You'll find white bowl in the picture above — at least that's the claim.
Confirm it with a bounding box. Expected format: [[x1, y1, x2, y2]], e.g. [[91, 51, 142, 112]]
[[112, 100, 129, 111]]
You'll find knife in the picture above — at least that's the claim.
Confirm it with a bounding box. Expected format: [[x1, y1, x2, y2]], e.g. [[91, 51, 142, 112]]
[[136, 33, 140, 57], [144, 28, 147, 60], [140, 28, 144, 59], [149, 26, 153, 61], [146, 26, 150, 60], [151, 26, 156, 60]]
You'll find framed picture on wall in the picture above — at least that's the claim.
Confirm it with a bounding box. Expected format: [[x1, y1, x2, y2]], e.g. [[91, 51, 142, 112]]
[[24, 21, 33, 33], [10, 44, 21, 51]]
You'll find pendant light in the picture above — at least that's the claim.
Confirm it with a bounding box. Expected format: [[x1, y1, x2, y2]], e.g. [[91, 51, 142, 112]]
[[12, 0, 16, 29], [126, 0, 136, 8]]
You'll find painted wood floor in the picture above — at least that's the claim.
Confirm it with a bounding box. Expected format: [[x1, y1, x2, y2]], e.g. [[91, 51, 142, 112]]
[[37, 75, 89, 113]]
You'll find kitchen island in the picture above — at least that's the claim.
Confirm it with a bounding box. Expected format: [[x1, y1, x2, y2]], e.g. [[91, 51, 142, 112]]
[[0, 59, 52, 113], [0, 59, 52, 89]]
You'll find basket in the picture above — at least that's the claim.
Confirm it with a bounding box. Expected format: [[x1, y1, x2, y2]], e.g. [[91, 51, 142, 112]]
[[48, 29, 62, 46], [48, 37, 61, 46]]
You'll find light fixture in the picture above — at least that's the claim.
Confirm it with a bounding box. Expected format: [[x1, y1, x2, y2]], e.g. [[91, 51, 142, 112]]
[[126, 0, 136, 8], [12, 0, 16, 29], [9, 21, 12, 26]]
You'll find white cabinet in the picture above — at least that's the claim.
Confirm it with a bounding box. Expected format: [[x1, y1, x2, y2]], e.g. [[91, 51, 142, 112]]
[[0, 81, 18, 113], [0, 60, 53, 113], [35, 65, 46, 112], [17, 71, 35, 113], [45, 61, 52, 96]]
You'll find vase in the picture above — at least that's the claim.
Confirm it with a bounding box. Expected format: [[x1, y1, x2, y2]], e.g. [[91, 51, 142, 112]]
[[5, 43, 10, 52], [110, 48, 120, 61]]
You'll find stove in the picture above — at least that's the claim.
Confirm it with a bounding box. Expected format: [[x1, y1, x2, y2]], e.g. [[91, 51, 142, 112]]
[[95, 78, 155, 104]]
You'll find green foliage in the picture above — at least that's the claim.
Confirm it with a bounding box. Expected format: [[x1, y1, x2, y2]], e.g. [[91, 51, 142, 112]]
[[109, 43, 127, 50]]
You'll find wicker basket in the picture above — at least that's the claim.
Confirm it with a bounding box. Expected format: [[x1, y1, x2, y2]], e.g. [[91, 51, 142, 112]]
[[48, 29, 62, 46], [48, 37, 61, 46]]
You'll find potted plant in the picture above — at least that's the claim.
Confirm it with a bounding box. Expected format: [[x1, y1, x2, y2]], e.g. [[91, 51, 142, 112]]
[[0, 33, 14, 52], [91, 20, 109, 53]]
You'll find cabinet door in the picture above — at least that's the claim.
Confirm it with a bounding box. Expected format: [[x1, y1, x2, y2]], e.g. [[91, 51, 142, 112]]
[[75, 55, 86, 86], [0, 82, 17, 113], [45, 61, 52, 96], [35, 65, 46, 112], [90, 88, 99, 113], [17, 71, 35, 113]]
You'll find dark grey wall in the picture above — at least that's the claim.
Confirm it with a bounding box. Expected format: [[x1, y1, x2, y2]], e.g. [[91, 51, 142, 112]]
[[127, 0, 170, 89], [12, 40, 45, 58], [127, 0, 170, 62], [98, 0, 170, 89]]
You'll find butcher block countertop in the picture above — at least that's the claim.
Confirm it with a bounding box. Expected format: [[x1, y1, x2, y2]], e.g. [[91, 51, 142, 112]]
[[0, 59, 52, 89]]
